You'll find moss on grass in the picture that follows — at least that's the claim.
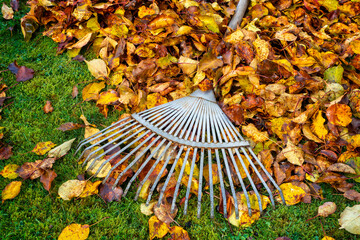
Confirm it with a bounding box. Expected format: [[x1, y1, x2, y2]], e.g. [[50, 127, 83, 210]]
[[0, 3, 359, 240]]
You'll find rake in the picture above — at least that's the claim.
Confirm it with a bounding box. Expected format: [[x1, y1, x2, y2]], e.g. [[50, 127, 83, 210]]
[[75, 0, 286, 219]]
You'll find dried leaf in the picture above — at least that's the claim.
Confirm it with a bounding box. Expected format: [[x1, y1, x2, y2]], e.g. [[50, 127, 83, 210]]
[[82, 82, 105, 101], [16, 160, 44, 180], [140, 202, 156, 216], [318, 202, 337, 217], [327, 163, 356, 174], [282, 141, 304, 166], [85, 59, 109, 79], [96, 89, 119, 105], [48, 138, 75, 158], [57, 122, 84, 132], [40, 170, 57, 192], [72, 85, 79, 98], [58, 224, 90, 240], [0, 164, 19, 179], [0, 145, 13, 160], [32, 141, 56, 155], [16, 66, 34, 82], [43, 101, 54, 113], [99, 182, 123, 203], [344, 190, 360, 202], [154, 199, 178, 225], [146, 93, 167, 109], [85, 159, 111, 178], [2, 3, 13, 20], [169, 226, 190, 240], [339, 205, 360, 234], [326, 104, 352, 127], [1, 181, 21, 203], [242, 123, 269, 142], [58, 180, 86, 200], [311, 111, 328, 140], [276, 182, 306, 205]]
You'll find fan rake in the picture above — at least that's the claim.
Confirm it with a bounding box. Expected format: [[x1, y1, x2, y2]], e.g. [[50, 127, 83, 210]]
[[75, 90, 286, 219]]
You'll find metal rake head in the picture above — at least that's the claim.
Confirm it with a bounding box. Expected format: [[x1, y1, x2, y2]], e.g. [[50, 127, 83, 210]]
[[75, 89, 286, 219]]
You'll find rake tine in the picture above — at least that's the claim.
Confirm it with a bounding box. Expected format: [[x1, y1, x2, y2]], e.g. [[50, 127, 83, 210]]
[[208, 106, 228, 218], [135, 141, 173, 200], [208, 149, 214, 218], [122, 138, 167, 196], [210, 105, 239, 219], [184, 101, 206, 215]]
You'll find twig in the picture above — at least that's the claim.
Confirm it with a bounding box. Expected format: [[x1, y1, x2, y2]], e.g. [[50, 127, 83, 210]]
[[89, 216, 110, 227]]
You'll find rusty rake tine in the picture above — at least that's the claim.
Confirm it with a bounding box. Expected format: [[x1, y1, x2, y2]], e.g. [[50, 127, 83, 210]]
[[134, 141, 172, 200], [83, 127, 146, 168], [146, 144, 176, 205], [122, 138, 167, 196], [78, 122, 140, 162], [208, 106, 228, 218], [75, 117, 132, 154], [157, 145, 185, 207], [184, 100, 206, 215], [211, 107, 252, 216]]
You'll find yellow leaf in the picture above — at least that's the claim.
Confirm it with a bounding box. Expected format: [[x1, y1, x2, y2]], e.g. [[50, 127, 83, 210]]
[[148, 15, 174, 29], [276, 182, 306, 205], [140, 202, 156, 216], [203, 163, 220, 184], [311, 111, 328, 140], [242, 123, 269, 143], [176, 26, 194, 36], [2, 181, 21, 203], [135, 45, 155, 58], [79, 181, 101, 198], [0, 164, 19, 179], [351, 40, 360, 54], [85, 59, 109, 79], [148, 216, 169, 240], [2, 3, 14, 20], [85, 159, 111, 178], [48, 138, 76, 158], [58, 223, 90, 240], [224, 29, 244, 44], [32, 141, 56, 155], [350, 135, 360, 148], [82, 82, 106, 101], [169, 226, 190, 240], [178, 56, 198, 76], [282, 141, 304, 166], [228, 210, 261, 227], [339, 205, 360, 235], [146, 93, 168, 109], [86, 17, 100, 31], [198, 15, 220, 33], [58, 180, 86, 200], [139, 179, 151, 199], [322, 237, 335, 240], [96, 90, 119, 105], [237, 192, 271, 211], [138, 6, 155, 18], [68, 33, 93, 49], [318, 0, 338, 11], [253, 38, 269, 62]]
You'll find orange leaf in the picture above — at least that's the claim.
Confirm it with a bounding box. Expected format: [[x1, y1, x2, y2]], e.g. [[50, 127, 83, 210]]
[[32, 141, 56, 155], [326, 104, 352, 127]]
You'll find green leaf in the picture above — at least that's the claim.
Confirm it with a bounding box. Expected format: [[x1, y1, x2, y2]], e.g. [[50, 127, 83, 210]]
[[324, 65, 344, 83]]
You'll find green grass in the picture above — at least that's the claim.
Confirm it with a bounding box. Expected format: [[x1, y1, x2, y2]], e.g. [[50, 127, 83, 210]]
[[0, 4, 359, 240]]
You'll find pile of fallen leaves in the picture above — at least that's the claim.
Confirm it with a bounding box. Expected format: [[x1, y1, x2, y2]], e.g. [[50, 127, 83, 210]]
[[2, 0, 360, 238]]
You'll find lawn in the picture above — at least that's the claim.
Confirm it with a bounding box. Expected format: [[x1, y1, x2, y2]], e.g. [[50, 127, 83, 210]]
[[0, 2, 359, 240]]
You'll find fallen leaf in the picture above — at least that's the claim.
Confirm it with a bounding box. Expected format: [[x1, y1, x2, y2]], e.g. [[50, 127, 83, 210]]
[[86, 159, 111, 178], [58, 223, 90, 240], [148, 215, 169, 240], [146, 93, 167, 109], [57, 122, 84, 132], [43, 101, 54, 113], [72, 85, 79, 98], [282, 141, 304, 166], [2, 181, 21, 203], [178, 56, 198, 76], [58, 179, 86, 200], [85, 59, 109, 79], [82, 82, 106, 101], [10, 0, 18, 11], [327, 163, 356, 174], [48, 138, 75, 158], [169, 226, 190, 240], [321, 237, 335, 240], [32, 141, 56, 155], [0, 164, 19, 179], [154, 199, 178, 225], [276, 182, 306, 205], [2, 3, 14, 20], [96, 89, 119, 105], [0, 145, 13, 160], [40, 170, 57, 192], [99, 182, 123, 202], [326, 104, 352, 127], [16, 160, 44, 180], [339, 205, 360, 234], [311, 111, 328, 140], [203, 163, 220, 184], [38, 157, 56, 170], [344, 190, 360, 202], [79, 180, 101, 198], [242, 123, 269, 142], [318, 202, 337, 217], [140, 202, 156, 216], [16, 66, 34, 82]]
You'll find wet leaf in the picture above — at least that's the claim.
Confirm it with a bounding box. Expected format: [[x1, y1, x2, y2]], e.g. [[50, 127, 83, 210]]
[[0, 164, 19, 179], [58, 223, 90, 240], [148, 215, 169, 240], [48, 138, 75, 158], [43, 101, 54, 113], [339, 205, 360, 234], [58, 180, 86, 200], [2, 181, 21, 203], [32, 141, 56, 155], [40, 169, 57, 192], [318, 202, 336, 217]]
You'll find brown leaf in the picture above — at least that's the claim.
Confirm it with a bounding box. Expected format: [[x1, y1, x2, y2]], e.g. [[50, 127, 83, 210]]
[[16, 160, 44, 180], [222, 104, 244, 125], [10, 0, 18, 11], [38, 157, 56, 170], [327, 163, 356, 174], [344, 190, 360, 202], [318, 202, 336, 217], [99, 182, 123, 203], [154, 199, 178, 225], [40, 170, 57, 192], [72, 85, 79, 98], [8, 61, 19, 74], [0, 145, 13, 160], [242, 123, 269, 143], [16, 66, 34, 82], [57, 122, 84, 132]]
